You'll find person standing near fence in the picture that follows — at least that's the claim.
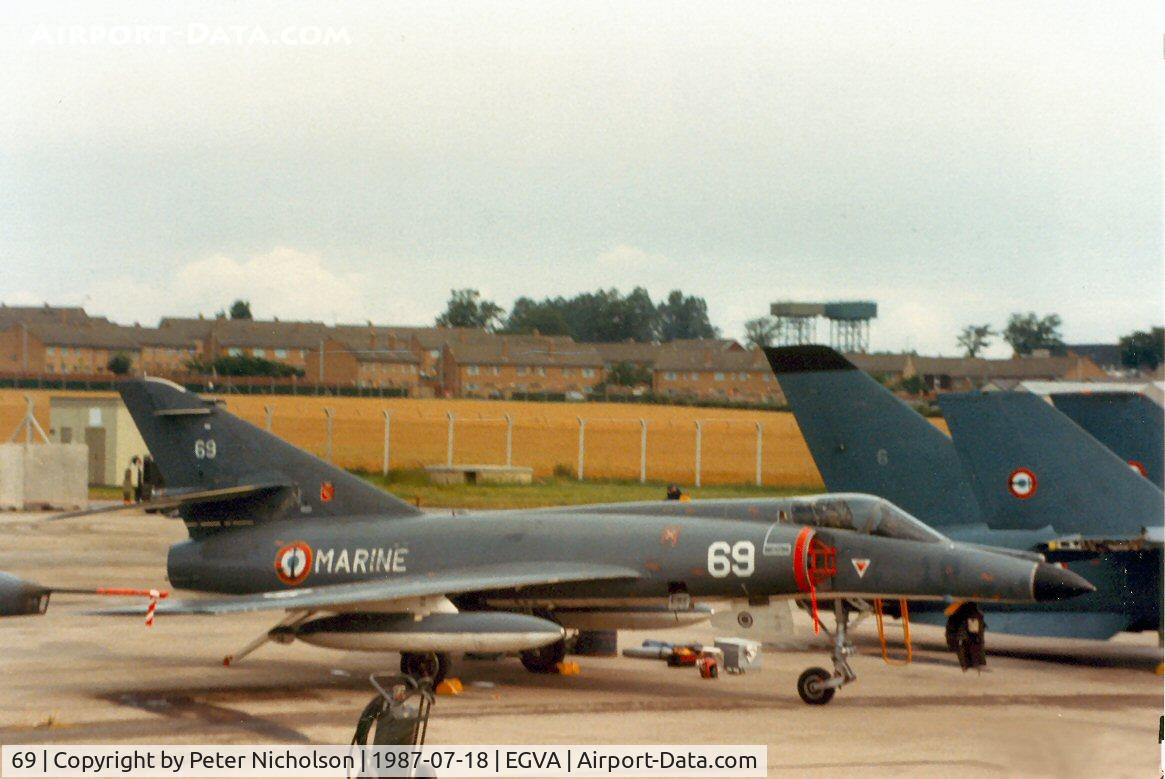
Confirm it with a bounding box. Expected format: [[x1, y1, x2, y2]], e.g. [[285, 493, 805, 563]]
[[131, 456, 144, 502], [121, 460, 135, 504]]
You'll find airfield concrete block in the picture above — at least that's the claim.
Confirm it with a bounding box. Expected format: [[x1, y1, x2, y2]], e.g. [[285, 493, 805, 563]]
[[21, 444, 88, 510], [0, 445, 23, 510], [424, 464, 534, 485]]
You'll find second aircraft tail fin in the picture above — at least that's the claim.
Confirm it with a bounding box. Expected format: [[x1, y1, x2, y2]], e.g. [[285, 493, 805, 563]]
[[764, 345, 983, 528]]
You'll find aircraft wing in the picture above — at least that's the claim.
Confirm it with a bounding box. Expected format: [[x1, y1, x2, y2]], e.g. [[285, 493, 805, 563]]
[[91, 561, 640, 616]]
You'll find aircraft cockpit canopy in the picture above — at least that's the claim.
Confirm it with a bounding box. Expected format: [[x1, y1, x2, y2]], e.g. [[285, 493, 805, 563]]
[[780, 495, 947, 544]]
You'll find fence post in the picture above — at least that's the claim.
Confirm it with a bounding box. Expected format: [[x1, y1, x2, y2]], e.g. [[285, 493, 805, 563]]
[[504, 413, 513, 467], [755, 421, 763, 487], [389, 409, 398, 477], [639, 419, 647, 484], [446, 411, 455, 466], [577, 417, 586, 480], [264, 405, 273, 432], [323, 407, 334, 462], [694, 420, 702, 488]]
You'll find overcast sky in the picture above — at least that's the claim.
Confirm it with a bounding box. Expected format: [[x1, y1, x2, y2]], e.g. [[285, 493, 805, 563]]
[[0, 1, 1160, 356]]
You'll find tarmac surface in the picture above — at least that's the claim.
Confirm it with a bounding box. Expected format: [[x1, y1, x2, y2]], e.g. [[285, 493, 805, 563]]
[[0, 509, 1161, 778]]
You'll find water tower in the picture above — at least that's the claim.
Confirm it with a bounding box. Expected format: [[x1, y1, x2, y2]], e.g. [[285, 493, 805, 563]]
[[770, 301, 877, 353]]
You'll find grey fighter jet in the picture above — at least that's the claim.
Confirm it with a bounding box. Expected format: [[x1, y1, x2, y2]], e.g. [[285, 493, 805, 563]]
[[766, 345, 1162, 645], [70, 378, 1089, 705]]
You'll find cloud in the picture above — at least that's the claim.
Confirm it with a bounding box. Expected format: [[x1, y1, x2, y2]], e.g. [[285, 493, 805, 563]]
[[81, 247, 371, 325], [595, 245, 669, 269]]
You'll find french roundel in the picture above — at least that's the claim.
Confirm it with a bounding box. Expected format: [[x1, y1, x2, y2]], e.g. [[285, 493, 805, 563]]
[[1128, 460, 1148, 478], [274, 542, 313, 585], [1007, 468, 1037, 500]]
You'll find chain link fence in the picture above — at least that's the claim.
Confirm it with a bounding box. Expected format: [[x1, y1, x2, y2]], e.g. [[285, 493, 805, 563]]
[[1, 391, 827, 488]]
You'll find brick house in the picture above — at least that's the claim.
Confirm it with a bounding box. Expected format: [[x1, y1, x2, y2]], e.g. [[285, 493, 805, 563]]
[[329, 325, 423, 392], [653, 347, 782, 404], [442, 334, 604, 398]]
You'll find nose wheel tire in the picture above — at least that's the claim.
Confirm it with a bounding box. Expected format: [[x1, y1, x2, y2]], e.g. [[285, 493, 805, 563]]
[[400, 651, 450, 685], [520, 639, 566, 673], [797, 667, 835, 705]]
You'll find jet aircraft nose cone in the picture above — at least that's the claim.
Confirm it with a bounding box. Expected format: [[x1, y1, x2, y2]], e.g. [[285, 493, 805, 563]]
[[1032, 563, 1095, 601]]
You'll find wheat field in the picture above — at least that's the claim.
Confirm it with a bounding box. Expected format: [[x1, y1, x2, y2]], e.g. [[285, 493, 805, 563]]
[[0, 388, 947, 488]]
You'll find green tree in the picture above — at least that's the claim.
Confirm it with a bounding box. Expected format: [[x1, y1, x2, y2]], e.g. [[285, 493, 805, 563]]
[[956, 324, 995, 358], [606, 361, 653, 387], [436, 289, 505, 331], [1003, 312, 1064, 356], [559, 288, 657, 342], [186, 355, 303, 377], [1119, 327, 1165, 371], [229, 300, 253, 320], [611, 287, 659, 342], [107, 352, 133, 375], [744, 317, 778, 349], [656, 290, 718, 341], [895, 375, 929, 395], [503, 297, 572, 336]]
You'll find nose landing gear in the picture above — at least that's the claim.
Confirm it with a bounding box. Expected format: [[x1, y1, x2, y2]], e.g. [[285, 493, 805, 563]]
[[797, 600, 856, 705]]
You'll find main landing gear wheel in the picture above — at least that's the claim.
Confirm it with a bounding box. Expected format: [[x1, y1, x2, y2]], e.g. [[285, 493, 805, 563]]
[[797, 667, 835, 705], [400, 651, 450, 685], [945, 603, 987, 671], [795, 600, 856, 705], [520, 639, 566, 673]]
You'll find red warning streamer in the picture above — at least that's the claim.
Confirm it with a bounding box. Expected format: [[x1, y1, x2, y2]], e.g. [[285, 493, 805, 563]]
[[92, 587, 170, 627]]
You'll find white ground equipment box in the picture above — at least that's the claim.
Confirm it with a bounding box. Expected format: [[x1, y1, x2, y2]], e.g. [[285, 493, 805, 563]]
[[714, 637, 762, 674]]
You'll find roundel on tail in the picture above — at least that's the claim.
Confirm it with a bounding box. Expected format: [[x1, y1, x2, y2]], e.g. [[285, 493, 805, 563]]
[[1007, 468, 1037, 500]]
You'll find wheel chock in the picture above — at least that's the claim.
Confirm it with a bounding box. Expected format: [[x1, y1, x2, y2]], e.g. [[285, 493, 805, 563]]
[[436, 678, 463, 695], [555, 661, 580, 676]]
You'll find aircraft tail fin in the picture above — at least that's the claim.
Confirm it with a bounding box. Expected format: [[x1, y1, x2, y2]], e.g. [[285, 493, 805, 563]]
[[118, 378, 422, 537], [937, 391, 1164, 538], [764, 345, 982, 528], [1048, 392, 1164, 489]]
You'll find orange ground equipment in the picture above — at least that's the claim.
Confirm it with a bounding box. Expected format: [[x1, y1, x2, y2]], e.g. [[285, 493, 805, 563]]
[[873, 598, 913, 665]]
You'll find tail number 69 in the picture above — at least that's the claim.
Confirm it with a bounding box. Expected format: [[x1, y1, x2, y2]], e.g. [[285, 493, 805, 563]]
[[707, 541, 755, 578], [194, 439, 217, 459]]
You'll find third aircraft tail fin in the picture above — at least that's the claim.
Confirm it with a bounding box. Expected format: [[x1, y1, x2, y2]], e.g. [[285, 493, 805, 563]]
[[1048, 392, 1164, 490]]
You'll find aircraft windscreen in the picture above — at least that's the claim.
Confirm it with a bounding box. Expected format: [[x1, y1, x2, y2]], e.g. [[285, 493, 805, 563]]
[[782, 496, 946, 543]]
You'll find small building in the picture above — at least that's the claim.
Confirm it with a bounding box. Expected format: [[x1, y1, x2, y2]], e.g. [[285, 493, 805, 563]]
[[49, 396, 148, 486], [847, 352, 912, 386], [911, 354, 1108, 392]]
